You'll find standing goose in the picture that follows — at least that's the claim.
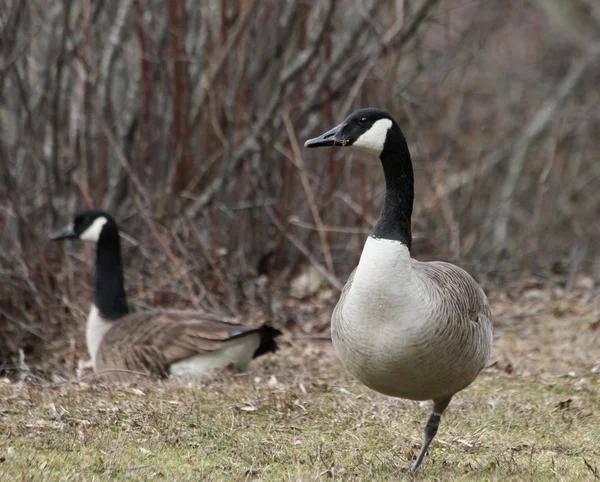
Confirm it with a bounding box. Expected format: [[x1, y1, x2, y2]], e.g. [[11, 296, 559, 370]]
[[50, 209, 281, 381], [305, 108, 493, 472]]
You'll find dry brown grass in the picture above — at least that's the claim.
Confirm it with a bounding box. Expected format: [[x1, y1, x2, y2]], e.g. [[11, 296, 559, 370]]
[[1, 279, 599, 481]]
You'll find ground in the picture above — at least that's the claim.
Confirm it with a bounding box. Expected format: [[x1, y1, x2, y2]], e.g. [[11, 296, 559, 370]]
[[1, 277, 599, 481]]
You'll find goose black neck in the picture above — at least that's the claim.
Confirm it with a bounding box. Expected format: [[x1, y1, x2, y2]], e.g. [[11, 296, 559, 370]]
[[95, 227, 129, 320], [370, 127, 414, 250]]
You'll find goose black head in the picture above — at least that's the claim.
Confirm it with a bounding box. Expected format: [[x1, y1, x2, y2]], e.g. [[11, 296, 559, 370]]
[[304, 108, 398, 157], [49, 209, 118, 244]]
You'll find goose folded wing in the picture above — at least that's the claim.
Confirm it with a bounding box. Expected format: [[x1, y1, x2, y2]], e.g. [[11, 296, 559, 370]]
[[96, 312, 262, 376], [152, 314, 261, 365]]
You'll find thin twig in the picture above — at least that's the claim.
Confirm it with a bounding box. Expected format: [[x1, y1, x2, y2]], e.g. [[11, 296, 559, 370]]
[[265, 205, 343, 291], [133, 197, 201, 309], [189, 0, 259, 130], [288, 216, 370, 235], [281, 112, 335, 275], [493, 49, 600, 247], [92, 99, 150, 202]]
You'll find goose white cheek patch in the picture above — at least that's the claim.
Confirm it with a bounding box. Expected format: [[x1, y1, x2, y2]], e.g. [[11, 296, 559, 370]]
[[352, 118, 392, 156], [80, 217, 108, 242]]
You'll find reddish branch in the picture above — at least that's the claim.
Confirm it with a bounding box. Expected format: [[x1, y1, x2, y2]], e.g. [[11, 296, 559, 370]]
[[133, 0, 154, 168], [167, 0, 193, 192]]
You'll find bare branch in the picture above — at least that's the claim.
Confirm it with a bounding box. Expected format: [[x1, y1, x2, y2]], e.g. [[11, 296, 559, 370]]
[[534, 0, 600, 47], [493, 49, 600, 248], [189, 0, 259, 131], [265, 206, 343, 292], [281, 112, 335, 275]]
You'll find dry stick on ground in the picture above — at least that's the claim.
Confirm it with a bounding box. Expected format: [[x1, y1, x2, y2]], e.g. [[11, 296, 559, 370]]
[[281, 112, 335, 275], [44, 368, 169, 393]]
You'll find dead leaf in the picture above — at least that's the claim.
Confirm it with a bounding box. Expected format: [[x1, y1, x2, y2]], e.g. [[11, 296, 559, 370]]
[[239, 405, 258, 412], [556, 399, 572, 410]]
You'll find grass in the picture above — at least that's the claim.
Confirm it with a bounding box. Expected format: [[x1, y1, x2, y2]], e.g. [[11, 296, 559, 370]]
[[1, 281, 599, 481], [1, 359, 598, 480]]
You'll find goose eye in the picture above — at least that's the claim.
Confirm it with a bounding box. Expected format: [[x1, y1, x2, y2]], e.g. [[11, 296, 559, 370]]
[[358, 117, 368, 125]]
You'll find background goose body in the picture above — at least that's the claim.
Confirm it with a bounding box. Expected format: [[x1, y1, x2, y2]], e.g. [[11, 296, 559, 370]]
[[305, 108, 493, 472], [51, 210, 281, 382], [88, 308, 274, 379]]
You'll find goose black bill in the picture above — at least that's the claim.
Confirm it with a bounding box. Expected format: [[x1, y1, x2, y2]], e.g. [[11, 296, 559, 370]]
[[49, 224, 77, 241], [304, 123, 346, 148]]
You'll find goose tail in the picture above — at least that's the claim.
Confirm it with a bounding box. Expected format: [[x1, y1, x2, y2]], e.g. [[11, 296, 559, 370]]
[[253, 325, 283, 358]]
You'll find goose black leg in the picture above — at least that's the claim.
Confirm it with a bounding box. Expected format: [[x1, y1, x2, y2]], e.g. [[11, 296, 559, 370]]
[[411, 412, 440, 472], [411, 396, 452, 472]]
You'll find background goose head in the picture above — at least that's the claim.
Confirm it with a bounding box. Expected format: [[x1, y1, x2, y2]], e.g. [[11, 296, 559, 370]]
[[49, 209, 128, 321], [304, 108, 407, 158], [50, 210, 118, 244]]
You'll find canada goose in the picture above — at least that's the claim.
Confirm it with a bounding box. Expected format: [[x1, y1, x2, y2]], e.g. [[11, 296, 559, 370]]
[[50, 209, 281, 381], [305, 108, 493, 472]]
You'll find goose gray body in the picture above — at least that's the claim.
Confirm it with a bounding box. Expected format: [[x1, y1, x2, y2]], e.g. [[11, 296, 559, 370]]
[[305, 108, 493, 472], [51, 210, 281, 382], [333, 238, 492, 401]]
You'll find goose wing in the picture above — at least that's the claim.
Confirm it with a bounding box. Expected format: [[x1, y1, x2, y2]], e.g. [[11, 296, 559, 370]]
[[416, 261, 492, 327], [95, 311, 280, 378], [331, 267, 356, 333]]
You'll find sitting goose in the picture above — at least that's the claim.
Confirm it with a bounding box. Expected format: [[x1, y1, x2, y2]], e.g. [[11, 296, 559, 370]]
[[305, 108, 493, 472], [50, 209, 281, 381]]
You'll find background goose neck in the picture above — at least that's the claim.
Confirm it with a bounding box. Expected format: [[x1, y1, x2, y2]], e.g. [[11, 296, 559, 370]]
[[95, 228, 129, 320]]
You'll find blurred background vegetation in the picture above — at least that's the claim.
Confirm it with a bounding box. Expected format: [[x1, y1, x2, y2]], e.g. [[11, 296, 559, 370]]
[[1, 0, 599, 375]]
